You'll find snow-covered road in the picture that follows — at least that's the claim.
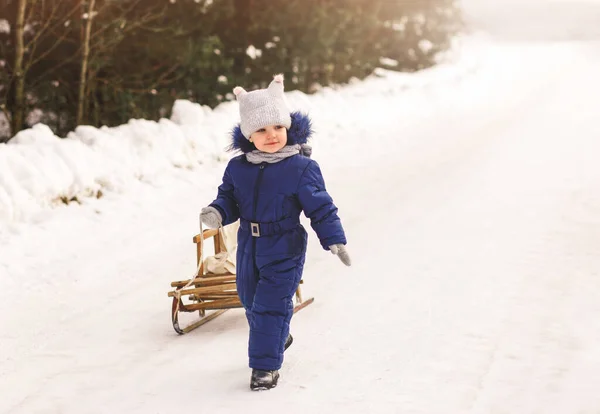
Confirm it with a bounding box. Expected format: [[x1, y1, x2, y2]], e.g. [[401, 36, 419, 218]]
[[2, 2, 600, 413]]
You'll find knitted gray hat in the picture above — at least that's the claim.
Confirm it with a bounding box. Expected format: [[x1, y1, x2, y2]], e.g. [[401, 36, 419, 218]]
[[233, 74, 292, 139]]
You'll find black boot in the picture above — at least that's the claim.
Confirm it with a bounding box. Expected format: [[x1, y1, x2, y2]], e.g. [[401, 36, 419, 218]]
[[250, 369, 280, 391], [284, 334, 293, 351]]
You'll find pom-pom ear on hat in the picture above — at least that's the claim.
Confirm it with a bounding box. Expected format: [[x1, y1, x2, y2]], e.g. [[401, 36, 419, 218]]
[[267, 74, 285, 95], [233, 86, 247, 98]]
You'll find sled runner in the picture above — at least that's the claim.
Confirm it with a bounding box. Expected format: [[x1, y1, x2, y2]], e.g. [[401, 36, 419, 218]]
[[168, 221, 314, 335]]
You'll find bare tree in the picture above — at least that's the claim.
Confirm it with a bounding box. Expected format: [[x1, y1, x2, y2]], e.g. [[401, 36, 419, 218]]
[[5, 0, 81, 137], [77, 0, 95, 126], [10, 0, 27, 135]]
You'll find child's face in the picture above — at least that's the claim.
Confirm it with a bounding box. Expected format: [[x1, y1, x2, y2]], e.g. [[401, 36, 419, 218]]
[[250, 125, 287, 153]]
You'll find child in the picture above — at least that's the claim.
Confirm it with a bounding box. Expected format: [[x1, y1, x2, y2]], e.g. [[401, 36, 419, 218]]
[[200, 74, 350, 391]]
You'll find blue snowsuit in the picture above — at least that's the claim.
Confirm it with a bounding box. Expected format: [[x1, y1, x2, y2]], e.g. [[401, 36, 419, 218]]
[[209, 112, 346, 371]]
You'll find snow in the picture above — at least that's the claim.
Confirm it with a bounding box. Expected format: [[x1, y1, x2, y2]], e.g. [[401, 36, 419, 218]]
[[246, 45, 262, 59], [0, 112, 9, 139], [2, 1, 600, 412], [0, 19, 9, 34]]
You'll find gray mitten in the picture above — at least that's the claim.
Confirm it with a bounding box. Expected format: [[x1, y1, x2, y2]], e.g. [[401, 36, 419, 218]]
[[200, 206, 222, 229], [329, 244, 351, 267]]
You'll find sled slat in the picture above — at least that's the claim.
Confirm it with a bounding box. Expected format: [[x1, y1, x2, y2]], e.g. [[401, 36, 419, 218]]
[[168, 284, 238, 298], [170, 274, 236, 288], [191, 294, 240, 300], [181, 298, 242, 311]]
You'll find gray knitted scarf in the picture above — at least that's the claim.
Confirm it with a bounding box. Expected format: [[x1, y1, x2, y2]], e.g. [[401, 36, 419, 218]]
[[246, 144, 311, 164]]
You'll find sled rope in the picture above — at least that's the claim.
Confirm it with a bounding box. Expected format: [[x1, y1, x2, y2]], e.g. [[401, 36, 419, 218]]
[[173, 218, 227, 316], [173, 218, 207, 315]]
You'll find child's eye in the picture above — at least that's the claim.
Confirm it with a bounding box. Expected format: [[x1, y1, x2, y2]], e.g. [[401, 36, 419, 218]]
[[274, 125, 284, 130], [256, 128, 265, 133]]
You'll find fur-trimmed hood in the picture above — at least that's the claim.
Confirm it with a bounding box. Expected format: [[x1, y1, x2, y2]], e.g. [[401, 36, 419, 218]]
[[229, 111, 313, 154]]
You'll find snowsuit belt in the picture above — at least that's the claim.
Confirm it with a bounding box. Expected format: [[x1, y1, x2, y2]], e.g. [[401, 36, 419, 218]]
[[240, 217, 300, 237]]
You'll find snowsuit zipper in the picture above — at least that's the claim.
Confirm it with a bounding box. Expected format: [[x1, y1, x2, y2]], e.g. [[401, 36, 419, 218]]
[[252, 163, 266, 269]]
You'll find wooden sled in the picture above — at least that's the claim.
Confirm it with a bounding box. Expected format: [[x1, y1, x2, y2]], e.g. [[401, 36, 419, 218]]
[[168, 225, 314, 335]]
